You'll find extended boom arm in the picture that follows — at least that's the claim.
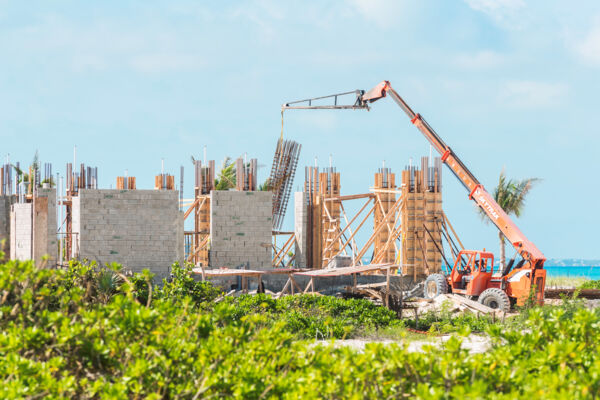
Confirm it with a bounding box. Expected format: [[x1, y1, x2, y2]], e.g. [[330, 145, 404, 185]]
[[283, 80, 545, 269]]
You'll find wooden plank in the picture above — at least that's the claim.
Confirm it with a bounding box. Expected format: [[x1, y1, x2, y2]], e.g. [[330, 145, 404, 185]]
[[183, 197, 201, 220], [295, 263, 396, 277], [445, 294, 497, 314], [324, 193, 375, 202], [191, 268, 265, 277], [321, 197, 373, 261]]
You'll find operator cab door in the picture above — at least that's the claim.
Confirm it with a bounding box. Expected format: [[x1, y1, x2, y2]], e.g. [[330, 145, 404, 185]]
[[450, 251, 494, 296], [450, 251, 475, 294], [468, 253, 493, 296]]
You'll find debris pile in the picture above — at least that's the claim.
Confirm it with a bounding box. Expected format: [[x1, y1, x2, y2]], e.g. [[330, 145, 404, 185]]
[[406, 293, 505, 318]]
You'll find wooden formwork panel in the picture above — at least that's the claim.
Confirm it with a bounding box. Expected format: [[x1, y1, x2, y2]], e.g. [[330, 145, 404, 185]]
[[401, 158, 443, 279], [197, 198, 210, 266], [373, 171, 396, 264], [319, 172, 340, 266]]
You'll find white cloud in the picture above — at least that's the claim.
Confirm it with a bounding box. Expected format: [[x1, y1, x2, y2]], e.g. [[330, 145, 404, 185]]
[[464, 0, 526, 29], [348, 0, 409, 29], [574, 22, 600, 66], [500, 81, 568, 108], [454, 50, 505, 69]]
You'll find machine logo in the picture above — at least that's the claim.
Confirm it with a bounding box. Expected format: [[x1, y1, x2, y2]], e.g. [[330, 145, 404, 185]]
[[475, 189, 499, 220]]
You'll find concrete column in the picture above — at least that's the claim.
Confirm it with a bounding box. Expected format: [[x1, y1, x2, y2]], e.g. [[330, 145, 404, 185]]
[[294, 191, 308, 267]]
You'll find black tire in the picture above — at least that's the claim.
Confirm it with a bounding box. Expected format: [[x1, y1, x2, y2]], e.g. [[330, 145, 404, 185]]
[[478, 288, 510, 312], [423, 273, 448, 299]]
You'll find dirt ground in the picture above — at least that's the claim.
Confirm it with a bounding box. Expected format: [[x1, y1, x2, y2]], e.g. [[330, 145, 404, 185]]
[[316, 334, 492, 354]]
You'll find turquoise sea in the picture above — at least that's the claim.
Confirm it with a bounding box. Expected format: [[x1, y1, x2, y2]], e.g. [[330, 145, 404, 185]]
[[545, 266, 600, 279], [437, 265, 600, 279]]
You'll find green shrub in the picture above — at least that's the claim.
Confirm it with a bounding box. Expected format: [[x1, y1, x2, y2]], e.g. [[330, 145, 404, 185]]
[[3, 259, 600, 398], [224, 293, 402, 339], [160, 262, 223, 304], [579, 279, 600, 289]]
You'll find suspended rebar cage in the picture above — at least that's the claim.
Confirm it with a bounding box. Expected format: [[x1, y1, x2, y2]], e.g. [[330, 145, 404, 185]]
[[269, 138, 301, 231]]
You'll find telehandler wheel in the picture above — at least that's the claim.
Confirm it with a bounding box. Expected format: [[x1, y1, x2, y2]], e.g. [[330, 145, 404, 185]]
[[423, 273, 448, 299], [478, 288, 510, 313]]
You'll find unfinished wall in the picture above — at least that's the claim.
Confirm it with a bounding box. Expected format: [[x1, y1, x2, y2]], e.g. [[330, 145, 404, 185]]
[[0, 195, 14, 259], [72, 189, 184, 281], [36, 189, 57, 264], [9, 189, 57, 264], [294, 191, 307, 267], [210, 191, 272, 270], [10, 203, 32, 260]]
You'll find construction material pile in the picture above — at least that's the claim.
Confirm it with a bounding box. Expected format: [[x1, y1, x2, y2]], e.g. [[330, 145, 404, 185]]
[[407, 293, 506, 318]]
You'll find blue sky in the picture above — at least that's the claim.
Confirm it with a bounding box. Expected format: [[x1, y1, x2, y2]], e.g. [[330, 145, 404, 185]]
[[1, 0, 599, 259]]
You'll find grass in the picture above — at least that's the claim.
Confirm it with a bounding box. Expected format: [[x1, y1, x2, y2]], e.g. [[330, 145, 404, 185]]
[[357, 325, 430, 342], [545, 275, 590, 288]]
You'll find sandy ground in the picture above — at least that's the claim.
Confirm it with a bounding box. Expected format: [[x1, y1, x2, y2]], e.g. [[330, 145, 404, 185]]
[[544, 298, 600, 308], [316, 334, 492, 354]]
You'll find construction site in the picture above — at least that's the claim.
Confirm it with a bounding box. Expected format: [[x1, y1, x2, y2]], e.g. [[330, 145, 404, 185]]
[[0, 81, 557, 313]]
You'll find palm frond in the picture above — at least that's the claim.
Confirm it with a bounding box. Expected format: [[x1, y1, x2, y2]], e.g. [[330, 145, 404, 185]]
[[214, 157, 236, 190], [478, 170, 540, 221]]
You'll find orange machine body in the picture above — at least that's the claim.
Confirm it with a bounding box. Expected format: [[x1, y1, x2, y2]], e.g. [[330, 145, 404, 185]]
[[446, 250, 545, 305], [363, 81, 546, 305], [282, 80, 547, 306]]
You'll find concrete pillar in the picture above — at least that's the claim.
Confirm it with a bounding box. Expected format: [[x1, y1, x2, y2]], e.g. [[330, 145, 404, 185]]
[[294, 191, 307, 267]]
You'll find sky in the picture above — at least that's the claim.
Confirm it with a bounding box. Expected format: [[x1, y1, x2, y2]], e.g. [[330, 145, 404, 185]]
[[1, 0, 599, 260]]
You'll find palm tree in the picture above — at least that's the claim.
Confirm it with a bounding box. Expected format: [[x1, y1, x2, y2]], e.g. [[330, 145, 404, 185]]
[[479, 170, 540, 268], [214, 157, 236, 190], [258, 178, 272, 191]]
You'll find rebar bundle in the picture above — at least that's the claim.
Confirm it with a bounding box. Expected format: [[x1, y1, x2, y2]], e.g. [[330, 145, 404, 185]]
[[66, 163, 98, 194], [269, 138, 301, 230], [0, 163, 12, 196], [236, 157, 258, 191], [194, 160, 215, 194]]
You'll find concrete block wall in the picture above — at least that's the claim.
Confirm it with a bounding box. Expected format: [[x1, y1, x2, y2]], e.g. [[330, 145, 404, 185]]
[[35, 189, 57, 264], [294, 191, 307, 267], [10, 203, 32, 260], [210, 191, 272, 270], [9, 190, 57, 264], [72, 189, 184, 282], [0, 195, 14, 259]]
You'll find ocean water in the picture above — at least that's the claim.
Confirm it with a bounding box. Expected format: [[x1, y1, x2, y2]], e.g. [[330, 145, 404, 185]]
[[436, 264, 600, 279], [545, 266, 600, 279]]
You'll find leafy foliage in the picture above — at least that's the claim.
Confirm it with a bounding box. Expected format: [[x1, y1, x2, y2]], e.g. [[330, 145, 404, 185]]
[[225, 293, 402, 339], [161, 262, 222, 304], [214, 157, 236, 190], [2, 259, 600, 398], [479, 170, 540, 266], [579, 279, 600, 289]]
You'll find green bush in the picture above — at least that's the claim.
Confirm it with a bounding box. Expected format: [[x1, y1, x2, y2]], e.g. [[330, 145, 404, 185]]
[[160, 262, 223, 305], [225, 293, 402, 339], [2, 259, 600, 398], [579, 279, 600, 289]]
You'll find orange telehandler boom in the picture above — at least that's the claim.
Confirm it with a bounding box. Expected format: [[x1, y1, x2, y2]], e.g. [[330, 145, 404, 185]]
[[283, 81, 546, 306]]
